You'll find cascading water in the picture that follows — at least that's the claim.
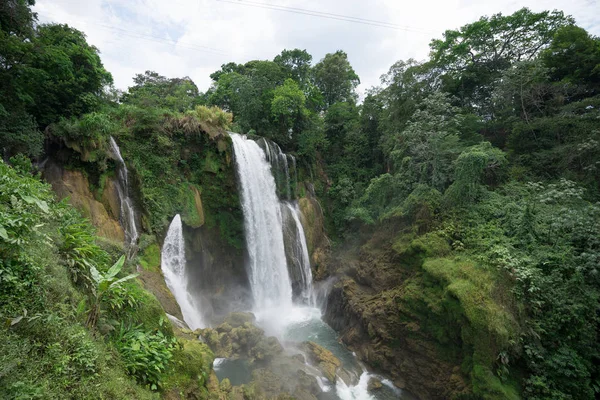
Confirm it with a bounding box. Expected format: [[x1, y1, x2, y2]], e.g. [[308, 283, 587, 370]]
[[230, 133, 293, 312], [229, 133, 413, 400], [281, 202, 314, 305], [161, 214, 204, 330], [109, 137, 139, 258], [259, 138, 297, 200]]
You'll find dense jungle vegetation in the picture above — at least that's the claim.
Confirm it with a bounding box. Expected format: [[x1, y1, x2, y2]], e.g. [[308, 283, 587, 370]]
[[1, 0, 600, 398]]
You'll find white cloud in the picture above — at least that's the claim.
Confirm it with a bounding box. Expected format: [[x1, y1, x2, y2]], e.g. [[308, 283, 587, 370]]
[[34, 0, 600, 94]]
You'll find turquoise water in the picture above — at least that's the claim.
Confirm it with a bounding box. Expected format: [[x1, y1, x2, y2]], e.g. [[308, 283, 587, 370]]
[[214, 306, 417, 400], [213, 358, 255, 386]]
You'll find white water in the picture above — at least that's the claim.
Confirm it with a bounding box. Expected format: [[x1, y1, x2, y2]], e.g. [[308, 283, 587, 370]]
[[161, 214, 204, 330], [229, 133, 410, 399], [109, 137, 139, 258], [230, 133, 293, 312], [260, 138, 295, 200], [337, 372, 374, 400], [282, 202, 314, 305]]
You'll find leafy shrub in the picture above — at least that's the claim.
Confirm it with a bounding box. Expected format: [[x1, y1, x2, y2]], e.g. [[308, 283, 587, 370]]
[[114, 324, 179, 390], [87, 255, 138, 327], [59, 220, 109, 292]]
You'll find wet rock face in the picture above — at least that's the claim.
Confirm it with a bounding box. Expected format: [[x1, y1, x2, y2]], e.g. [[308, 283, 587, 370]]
[[185, 225, 250, 324], [43, 161, 124, 242], [298, 187, 330, 279], [325, 282, 468, 400], [323, 232, 469, 400]]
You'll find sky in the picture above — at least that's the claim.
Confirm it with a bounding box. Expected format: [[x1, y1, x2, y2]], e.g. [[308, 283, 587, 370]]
[[34, 0, 600, 96]]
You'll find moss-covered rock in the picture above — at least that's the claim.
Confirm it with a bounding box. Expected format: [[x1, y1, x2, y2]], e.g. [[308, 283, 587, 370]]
[[139, 243, 161, 272], [200, 314, 283, 363], [301, 341, 341, 383], [368, 378, 383, 391], [118, 282, 174, 336], [323, 223, 523, 399], [163, 337, 214, 399], [181, 185, 205, 228]]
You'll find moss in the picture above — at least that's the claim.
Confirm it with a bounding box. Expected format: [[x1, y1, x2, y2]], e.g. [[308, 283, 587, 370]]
[[93, 171, 112, 201], [391, 252, 520, 396], [163, 337, 214, 397], [471, 365, 520, 400], [422, 258, 518, 353], [139, 243, 161, 272], [180, 184, 205, 228], [121, 282, 173, 337], [393, 231, 452, 269]]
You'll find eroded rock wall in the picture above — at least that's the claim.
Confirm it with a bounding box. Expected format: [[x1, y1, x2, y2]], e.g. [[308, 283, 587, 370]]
[[323, 224, 469, 400], [43, 160, 124, 243]]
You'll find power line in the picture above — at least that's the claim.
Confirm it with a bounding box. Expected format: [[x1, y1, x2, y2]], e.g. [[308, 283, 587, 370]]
[[215, 0, 433, 33], [37, 11, 230, 57]]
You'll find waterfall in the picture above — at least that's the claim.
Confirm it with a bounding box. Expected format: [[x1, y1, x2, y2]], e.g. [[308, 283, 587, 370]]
[[230, 133, 293, 311], [259, 138, 297, 200], [281, 202, 314, 305], [161, 214, 204, 330], [109, 137, 139, 258]]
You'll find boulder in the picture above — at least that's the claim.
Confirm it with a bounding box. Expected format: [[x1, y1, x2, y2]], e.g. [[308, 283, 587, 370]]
[[301, 341, 341, 383], [368, 377, 383, 391]]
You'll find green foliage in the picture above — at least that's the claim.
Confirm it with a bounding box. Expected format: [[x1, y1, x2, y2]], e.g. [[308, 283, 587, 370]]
[[8, 153, 33, 174], [0, 317, 156, 400], [313, 50, 360, 108], [121, 70, 200, 112], [0, 2, 112, 157], [391, 92, 464, 191], [139, 243, 161, 271], [0, 161, 157, 399], [0, 107, 43, 157], [542, 25, 600, 88], [27, 23, 113, 126], [271, 78, 308, 131], [430, 8, 572, 112], [87, 255, 138, 327], [444, 142, 507, 206], [274, 48, 313, 86], [163, 337, 214, 394], [114, 323, 178, 390], [59, 220, 109, 291]]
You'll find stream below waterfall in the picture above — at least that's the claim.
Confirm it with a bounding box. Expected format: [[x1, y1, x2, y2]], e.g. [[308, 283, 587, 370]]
[[215, 305, 416, 400]]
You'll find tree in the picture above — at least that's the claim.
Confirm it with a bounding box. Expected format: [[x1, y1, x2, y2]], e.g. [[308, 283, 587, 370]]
[[313, 50, 360, 108], [122, 70, 200, 112], [324, 101, 359, 161], [492, 59, 556, 122], [542, 25, 600, 90], [274, 48, 313, 86], [26, 24, 113, 126], [270, 78, 308, 143], [377, 59, 438, 157], [390, 92, 464, 192], [209, 72, 264, 133], [0, 0, 42, 157], [0, 0, 36, 36], [430, 8, 572, 113], [444, 141, 507, 206]]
